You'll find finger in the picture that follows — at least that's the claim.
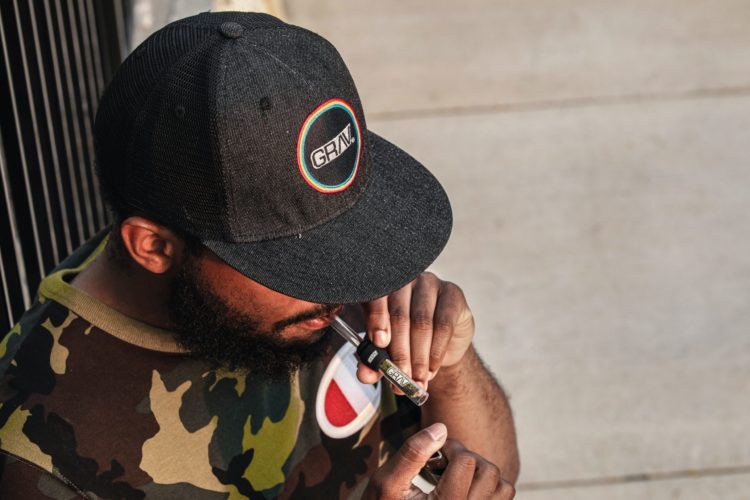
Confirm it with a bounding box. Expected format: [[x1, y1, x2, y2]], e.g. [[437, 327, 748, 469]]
[[498, 479, 516, 499], [409, 273, 439, 384], [387, 283, 413, 377], [363, 297, 390, 348], [441, 438, 473, 462], [357, 363, 404, 395], [356, 362, 382, 385], [428, 282, 463, 377], [433, 442, 477, 499], [389, 382, 406, 396], [376, 423, 447, 492], [467, 459, 504, 499]]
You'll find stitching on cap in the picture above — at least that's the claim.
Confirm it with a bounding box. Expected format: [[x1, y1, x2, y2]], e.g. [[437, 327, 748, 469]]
[[245, 41, 318, 93], [122, 32, 219, 203], [215, 38, 234, 239]]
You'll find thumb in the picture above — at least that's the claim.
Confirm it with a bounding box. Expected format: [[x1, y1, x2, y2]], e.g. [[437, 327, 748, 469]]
[[362, 297, 391, 348], [378, 423, 447, 490]]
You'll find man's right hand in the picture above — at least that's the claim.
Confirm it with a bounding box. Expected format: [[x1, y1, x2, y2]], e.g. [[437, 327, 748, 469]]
[[363, 423, 516, 499]]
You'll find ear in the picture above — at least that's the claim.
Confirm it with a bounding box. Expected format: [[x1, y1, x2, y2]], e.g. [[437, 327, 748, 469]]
[[119, 216, 184, 274]]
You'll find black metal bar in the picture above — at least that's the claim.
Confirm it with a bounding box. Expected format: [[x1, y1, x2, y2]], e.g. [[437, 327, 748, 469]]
[[26, 0, 74, 257], [42, 0, 87, 247], [0, 127, 31, 315], [81, 0, 109, 229], [0, 244, 14, 331], [52, 0, 96, 242], [93, 0, 125, 86], [113, 0, 129, 61], [12, 0, 61, 267], [0, 3, 46, 292], [84, 0, 106, 108], [65, 0, 105, 230]]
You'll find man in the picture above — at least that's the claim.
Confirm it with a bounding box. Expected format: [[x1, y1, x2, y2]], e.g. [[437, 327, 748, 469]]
[[0, 11, 518, 499]]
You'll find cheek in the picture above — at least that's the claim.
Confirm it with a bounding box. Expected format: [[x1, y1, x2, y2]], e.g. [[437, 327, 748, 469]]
[[195, 257, 315, 325]]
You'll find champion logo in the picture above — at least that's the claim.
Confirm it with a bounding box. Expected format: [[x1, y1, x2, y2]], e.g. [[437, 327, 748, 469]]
[[297, 98, 362, 194], [316, 336, 381, 438]]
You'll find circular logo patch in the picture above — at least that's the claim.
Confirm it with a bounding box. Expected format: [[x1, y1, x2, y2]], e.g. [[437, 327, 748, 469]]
[[297, 98, 362, 193]]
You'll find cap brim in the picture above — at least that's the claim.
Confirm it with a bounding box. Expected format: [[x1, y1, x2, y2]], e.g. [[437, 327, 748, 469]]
[[202, 131, 452, 304]]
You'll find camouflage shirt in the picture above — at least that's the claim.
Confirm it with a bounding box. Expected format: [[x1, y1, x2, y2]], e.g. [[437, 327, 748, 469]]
[[0, 231, 419, 499]]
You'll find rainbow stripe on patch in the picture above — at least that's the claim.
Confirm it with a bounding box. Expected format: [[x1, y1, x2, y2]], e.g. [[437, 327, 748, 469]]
[[296, 98, 362, 193]]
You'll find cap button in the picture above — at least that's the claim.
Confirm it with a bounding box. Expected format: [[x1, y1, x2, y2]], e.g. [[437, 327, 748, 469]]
[[219, 22, 243, 39]]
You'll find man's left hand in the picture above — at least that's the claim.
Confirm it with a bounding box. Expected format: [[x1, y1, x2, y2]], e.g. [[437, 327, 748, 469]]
[[357, 272, 475, 390]]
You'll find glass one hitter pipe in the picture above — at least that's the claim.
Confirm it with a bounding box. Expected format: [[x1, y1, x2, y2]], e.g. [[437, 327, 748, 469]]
[[330, 316, 429, 406]]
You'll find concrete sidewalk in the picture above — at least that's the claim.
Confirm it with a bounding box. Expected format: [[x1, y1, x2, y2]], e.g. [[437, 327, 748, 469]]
[[288, 1, 750, 498]]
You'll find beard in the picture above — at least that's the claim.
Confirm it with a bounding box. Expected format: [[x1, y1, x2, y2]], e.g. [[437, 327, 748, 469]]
[[167, 256, 336, 381]]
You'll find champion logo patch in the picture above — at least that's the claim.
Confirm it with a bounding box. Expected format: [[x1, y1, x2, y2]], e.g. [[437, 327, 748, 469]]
[[316, 335, 381, 438], [297, 98, 362, 193]]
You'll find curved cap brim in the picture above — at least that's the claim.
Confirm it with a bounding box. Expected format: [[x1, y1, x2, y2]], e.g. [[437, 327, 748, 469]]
[[202, 131, 452, 304]]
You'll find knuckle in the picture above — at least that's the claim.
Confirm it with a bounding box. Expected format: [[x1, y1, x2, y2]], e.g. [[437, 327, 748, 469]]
[[433, 315, 455, 333], [440, 280, 459, 293], [368, 309, 390, 320], [443, 282, 467, 302], [428, 350, 444, 365], [389, 352, 410, 365], [411, 355, 429, 366], [486, 462, 502, 480], [365, 297, 388, 312], [443, 438, 463, 452], [421, 271, 437, 280], [393, 280, 413, 294], [389, 310, 410, 326], [411, 313, 433, 331], [454, 452, 477, 471], [476, 460, 503, 488], [412, 361, 429, 377], [418, 271, 438, 285]]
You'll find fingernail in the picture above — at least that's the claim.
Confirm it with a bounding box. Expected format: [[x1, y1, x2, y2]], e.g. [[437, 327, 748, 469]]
[[428, 370, 437, 381], [424, 423, 447, 442], [374, 329, 389, 346]]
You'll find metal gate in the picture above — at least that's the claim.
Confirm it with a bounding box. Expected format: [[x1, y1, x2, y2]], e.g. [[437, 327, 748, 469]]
[[0, 0, 130, 329]]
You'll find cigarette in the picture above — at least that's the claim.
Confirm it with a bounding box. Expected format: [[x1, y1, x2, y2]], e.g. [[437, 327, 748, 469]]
[[330, 316, 429, 406]]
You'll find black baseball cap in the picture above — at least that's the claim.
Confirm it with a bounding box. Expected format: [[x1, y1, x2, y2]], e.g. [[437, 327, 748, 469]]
[[94, 11, 452, 304]]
